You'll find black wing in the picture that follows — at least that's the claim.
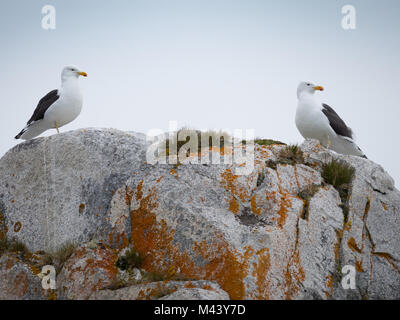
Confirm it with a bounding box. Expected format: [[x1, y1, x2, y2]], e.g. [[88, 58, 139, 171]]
[[27, 89, 60, 125], [321, 103, 353, 139]]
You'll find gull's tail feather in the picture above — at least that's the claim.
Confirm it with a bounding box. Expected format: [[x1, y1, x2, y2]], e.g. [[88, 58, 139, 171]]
[[15, 127, 27, 140], [341, 136, 367, 158], [14, 121, 50, 140]]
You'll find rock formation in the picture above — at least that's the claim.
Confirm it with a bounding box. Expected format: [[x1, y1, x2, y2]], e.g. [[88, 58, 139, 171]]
[[0, 128, 399, 300]]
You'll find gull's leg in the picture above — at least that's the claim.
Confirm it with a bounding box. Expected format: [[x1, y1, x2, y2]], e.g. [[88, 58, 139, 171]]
[[54, 121, 60, 134]]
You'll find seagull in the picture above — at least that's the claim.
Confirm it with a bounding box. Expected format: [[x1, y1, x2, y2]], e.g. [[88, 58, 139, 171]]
[[295, 81, 366, 158], [15, 66, 87, 140]]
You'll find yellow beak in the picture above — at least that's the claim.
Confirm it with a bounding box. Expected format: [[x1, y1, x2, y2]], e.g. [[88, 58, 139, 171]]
[[78, 71, 88, 77], [313, 85, 324, 91]]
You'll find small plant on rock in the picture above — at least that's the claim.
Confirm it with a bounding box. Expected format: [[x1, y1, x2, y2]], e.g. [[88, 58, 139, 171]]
[[297, 184, 321, 220], [116, 248, 143, 271], [322, 160, 355, 194], [322, 159, 355, 222], [278, 144, 304, 165], [256, 171, 265, 187]]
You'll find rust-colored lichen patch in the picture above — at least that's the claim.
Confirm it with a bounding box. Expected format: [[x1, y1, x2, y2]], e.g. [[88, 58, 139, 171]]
[[13, 271, 29, 298], [62, 244, 118, 298], [221, 169, 250, 214], [324, 274, 334, 298], [348, 237, 362, 254], [13, 221, 22, 233], [252, 248, 270, 299], [284, 251, 305, 299], [250, 195, 261, 216], [78, 203, 85, 214], [0, 212, 6, 240], [277, 192, 292, 228], [129, 181, 256, 299], [136, 282, 178, 300], [125, 186, 134, 205], [229, 198, 239, 214], [355, 260, 364, 272]]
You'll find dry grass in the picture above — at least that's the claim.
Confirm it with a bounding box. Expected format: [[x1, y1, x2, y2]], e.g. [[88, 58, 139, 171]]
[[278, 144, 304, 165], [160, 128, 232, 157], [322, 159, 355, 222], [116, 248, 143, 271]]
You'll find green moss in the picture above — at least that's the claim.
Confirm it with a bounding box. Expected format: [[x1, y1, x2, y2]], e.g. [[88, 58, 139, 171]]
[[254, 139, 286, 146], [278, 144, 304, 165]]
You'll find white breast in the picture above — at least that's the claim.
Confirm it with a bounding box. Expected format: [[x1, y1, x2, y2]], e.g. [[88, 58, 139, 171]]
[[295, 96, 334, 145], [44, 79, 83, 127]]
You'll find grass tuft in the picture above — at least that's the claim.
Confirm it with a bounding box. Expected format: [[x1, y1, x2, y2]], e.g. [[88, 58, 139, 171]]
[[297, 184, 321, 220], [0, 238, 29, 258], [322, 160, 355, 192], [278, 144, 304, 165], [116, 248, 143, 271], [161, 128, 232, 157], [256, 171, 265, 187], [35, 242, 77, 273], [322, 159, 355, 222]]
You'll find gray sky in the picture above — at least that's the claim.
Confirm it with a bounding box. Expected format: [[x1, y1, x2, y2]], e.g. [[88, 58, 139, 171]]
[[1, 0, 399, 185]]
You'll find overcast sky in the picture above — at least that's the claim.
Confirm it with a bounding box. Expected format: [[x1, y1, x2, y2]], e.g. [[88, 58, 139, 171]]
[[1, 0, 399, 185]]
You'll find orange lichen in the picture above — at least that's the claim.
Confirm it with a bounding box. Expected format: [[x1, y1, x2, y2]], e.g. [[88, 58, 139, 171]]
[[373, 252, 399, 272], [78, 203, 85, 214], [275, 171, 293, 228], [277, 192, 291, 228], [348, 237, 362, 254], [184, 281, 197, 289], [13, 271, 29, 298], [129, 181, 256, 299], [284, 251, 305, 299], [0, 211, 5, 240], [125, 186, 134, 205], [344, 220, 352, 231], [135, 180, 143, 201], [381, 201, 388, 211], [136, 282, 178, 300], [13, 221, 22, 233], [250, 195, 261, 216], [334, 229, 343, 262], [63, 245, 118, 297], [229, 198, 239, 214], [221, 169, 250, 213], [324, 274, 334, 298], [355, 260, 364, 272], [252, 248, 271, 299]]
